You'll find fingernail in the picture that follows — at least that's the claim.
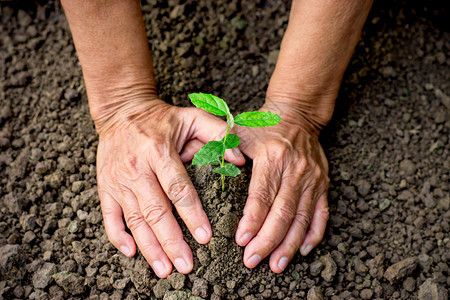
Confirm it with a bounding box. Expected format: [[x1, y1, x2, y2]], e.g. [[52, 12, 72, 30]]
[[232, 148, 243, 159], [300, 245, 313, 256], [278, 257, 289, 271], [194, 227, 209, 244], [247, 254, 262, 268], [240, 232, 252, 245], [174, 258, 190, 273], [120, 245, 132, 257], [152, 260, 166, 277]]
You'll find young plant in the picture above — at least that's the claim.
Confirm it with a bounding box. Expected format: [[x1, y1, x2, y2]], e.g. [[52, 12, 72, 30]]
[[188, 93, 281, 191]]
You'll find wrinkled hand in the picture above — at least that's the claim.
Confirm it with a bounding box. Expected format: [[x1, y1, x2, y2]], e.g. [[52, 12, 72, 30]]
[[234, 105, 330, 273], [96, 99, 244, 278]]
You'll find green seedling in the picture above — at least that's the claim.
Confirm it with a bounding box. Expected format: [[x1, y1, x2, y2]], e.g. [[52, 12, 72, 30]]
[[189, 93, 281, 191]]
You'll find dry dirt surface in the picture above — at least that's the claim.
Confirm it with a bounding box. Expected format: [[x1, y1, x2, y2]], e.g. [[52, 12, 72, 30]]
[[0, 0, 449, 299]]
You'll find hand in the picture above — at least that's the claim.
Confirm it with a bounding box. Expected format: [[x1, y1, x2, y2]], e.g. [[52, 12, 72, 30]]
[[234, 103, 330, 273], [96, 98, 245, 278]]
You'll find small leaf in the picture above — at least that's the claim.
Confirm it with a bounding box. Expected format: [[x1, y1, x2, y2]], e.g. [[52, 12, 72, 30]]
[[221, 134, 240, 149], [189, 93, 230, 116], [192, 141, 224, 165], [213, 163, 241, 177], [234, 111, 281, 127]]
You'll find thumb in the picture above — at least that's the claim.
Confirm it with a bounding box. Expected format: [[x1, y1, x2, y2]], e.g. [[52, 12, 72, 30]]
[[184, 108, 246, 166]]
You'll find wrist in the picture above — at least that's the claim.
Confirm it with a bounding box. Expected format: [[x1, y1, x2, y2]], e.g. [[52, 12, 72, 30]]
[[86, 77, 161, 135], [263, 91, 336, 134]]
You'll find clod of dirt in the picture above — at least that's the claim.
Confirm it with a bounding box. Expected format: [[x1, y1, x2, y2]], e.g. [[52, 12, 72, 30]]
[[307, 286, 324, 300], [319, 254, 337, 282], [32, 262, 56, 289], [192, 278, 209, 298], [167, 272, 185, 290], [309, 260, 324, 276], [153, 279, 170, 298], [52, 272, 85, 295], [418, 278, 448, 300], [196, 247, 211, 266], [384, 256, 418, 283], [216, 212, 239, 238], [0, 244, 21, 275]]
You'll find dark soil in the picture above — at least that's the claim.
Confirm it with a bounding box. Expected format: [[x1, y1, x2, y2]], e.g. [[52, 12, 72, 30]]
[[1, 0, 449, 299]]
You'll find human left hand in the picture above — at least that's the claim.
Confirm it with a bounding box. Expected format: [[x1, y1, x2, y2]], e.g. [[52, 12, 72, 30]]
[[234, 104, 330, 273]]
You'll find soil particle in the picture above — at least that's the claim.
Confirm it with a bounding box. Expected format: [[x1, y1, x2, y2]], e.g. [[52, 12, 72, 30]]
[[309, 260, 324, 276], [196, 247, 211, 266], [354, 256, 368, 275], [52, 271, 85, 295], [403, 276, 416, 292], [307, 286, 324, 300], [384, 256, 418, 283], [418, 253, 433, 273], [32, 262, 57, 289], [216, 212, 239, 238], [320, 254, 337, 282], [163, 290, 188, 300], [192, 278, 208, 297], [167, 272, 185, 290], [356, 179, 371, 196], [360, 288, 374, 299], [0, 244, 21, 275], [418, 278, 448, 300], [19, 214, 36, 231], [399, 159, 416, 175], [153, 279, 171, 298]]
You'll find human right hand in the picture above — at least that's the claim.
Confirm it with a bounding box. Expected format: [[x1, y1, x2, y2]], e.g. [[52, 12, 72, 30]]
[[95, 98, 244, 278]]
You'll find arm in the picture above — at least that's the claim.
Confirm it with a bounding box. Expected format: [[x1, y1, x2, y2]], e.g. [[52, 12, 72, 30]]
[[61, 0, 244, 278], [235, 0, 373, 273], [267, 0, 373, 129], [60, 0, 157, 132]]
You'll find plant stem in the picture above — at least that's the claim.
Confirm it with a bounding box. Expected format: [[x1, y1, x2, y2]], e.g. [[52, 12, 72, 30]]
[[220, 123, 231, 191]]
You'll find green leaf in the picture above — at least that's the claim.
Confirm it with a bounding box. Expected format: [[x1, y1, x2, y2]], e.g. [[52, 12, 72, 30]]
[[234, 111, 281, 127], [213, 163, 241, 177], [188, 93, 230, 116], [221, 134, 240, 149], [192, 141, 224, 165], [227, 113, 234, 128]]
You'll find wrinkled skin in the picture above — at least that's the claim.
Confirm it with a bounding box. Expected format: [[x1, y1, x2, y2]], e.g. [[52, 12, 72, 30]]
[[234, 105, 330, 273], [181, 100, 331, 273], [96, 99, 245, 278]]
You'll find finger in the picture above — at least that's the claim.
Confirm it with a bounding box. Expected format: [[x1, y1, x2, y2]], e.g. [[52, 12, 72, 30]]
[[99, 190, 136, 257], [242, 177, 303, 269], [130, 173, 194, 274], [118, 189, 173, 278], [267, 186, 316, 273], [180, 139, 204, 163], [152, 151, 212, 245], [187, 108, 246, 166], [235, 157, 281, 247], [299, 194, 329, 256], [180, 138, 246, 166]]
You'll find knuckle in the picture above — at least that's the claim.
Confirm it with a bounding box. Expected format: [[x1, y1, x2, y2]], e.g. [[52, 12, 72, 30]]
[[167, 180, 195, 207], [141, 203, 169, 227], [313, 166, 322, 179], [125, 210, 146, 231], [275, 205, 296, 222], [160, 237, 181, 250], [294, 209, 313, 229], [320, 206, 330, 222], [258, 234, 278, 252], [266, 139, 291, 159], [249, 190, 274, 209]]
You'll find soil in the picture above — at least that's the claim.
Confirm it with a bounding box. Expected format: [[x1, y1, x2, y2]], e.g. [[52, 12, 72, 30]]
[[0, 0, 449, 299]]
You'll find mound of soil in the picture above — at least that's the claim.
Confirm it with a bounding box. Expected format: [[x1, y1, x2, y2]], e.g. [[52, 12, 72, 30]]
[[0, 0, 448, 299]]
